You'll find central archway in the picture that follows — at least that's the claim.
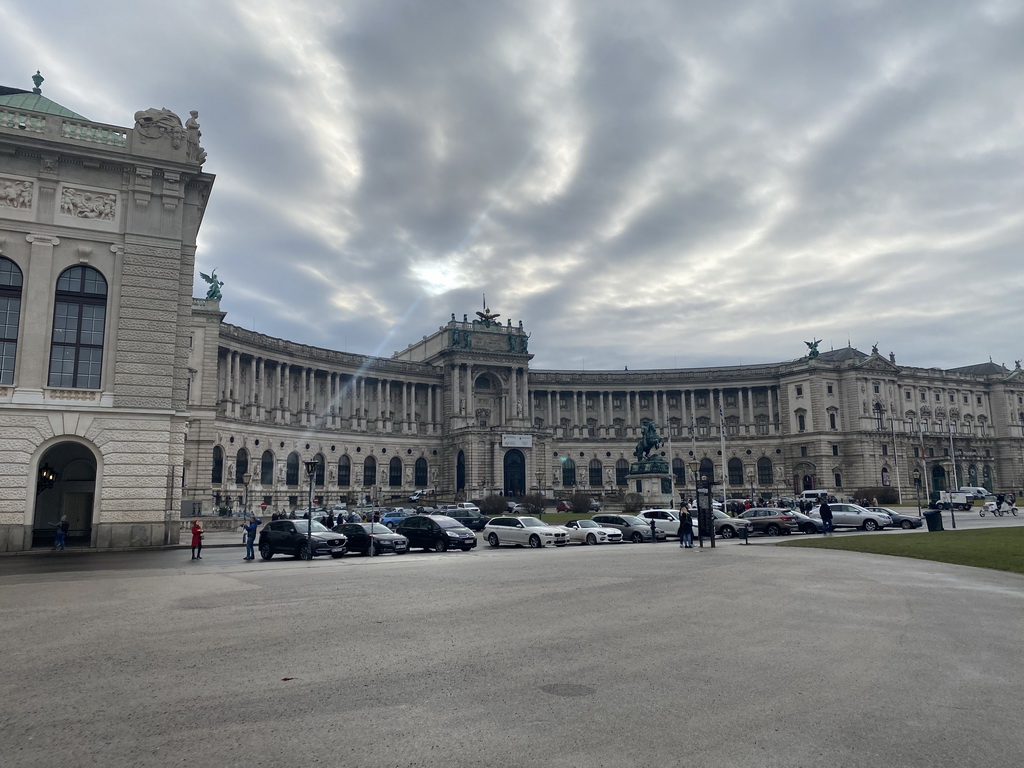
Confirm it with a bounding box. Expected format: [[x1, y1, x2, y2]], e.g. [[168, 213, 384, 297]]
[[503, 449, 526, 498], [33, 441, 97, 548]]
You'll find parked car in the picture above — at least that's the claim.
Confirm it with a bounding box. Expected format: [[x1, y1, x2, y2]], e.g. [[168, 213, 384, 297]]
[[333, 522, 409, 555], [484, 516, 569, 548], [440, 507, 490, 531], [258, 519, 347, 560], [395, 514, 477, 552], [559, 519, 623, 545], [635, 509, 683, 537], [787, 510, 825, 534], [380, 510, 411, 529], [809, 503, 891, 531], [591, 514, 665, 543], [709, 509, 753, 539], [737, 508, 799, 536], [556, 499, 572, 512], [867, 507, 923, 529]]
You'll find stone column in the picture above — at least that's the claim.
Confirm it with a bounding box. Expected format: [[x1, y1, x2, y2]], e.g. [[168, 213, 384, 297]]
[[767, 386, 776, 435]]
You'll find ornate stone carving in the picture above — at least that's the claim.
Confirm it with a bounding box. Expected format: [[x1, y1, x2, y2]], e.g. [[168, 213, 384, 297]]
[[60, 187, 116, 220], [133, 107, 184, 149], [185, 110, 207, 164], [0, 178, 33, 209]]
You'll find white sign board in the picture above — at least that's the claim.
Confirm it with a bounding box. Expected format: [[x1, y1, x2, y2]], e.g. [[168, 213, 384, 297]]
[[502, 434, 534, 448]]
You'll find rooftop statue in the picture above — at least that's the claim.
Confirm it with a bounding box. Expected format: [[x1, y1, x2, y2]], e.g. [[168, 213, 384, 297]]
[[199, 269, 223, 301], [805, 338, 821, 359], [185, 109, 207, 164]]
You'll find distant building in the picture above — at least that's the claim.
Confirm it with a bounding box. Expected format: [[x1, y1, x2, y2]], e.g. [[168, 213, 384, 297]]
[[0, 74, 213, 551]]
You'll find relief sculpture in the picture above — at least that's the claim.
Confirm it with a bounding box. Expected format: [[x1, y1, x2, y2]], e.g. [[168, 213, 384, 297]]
[[133, 107, 184, 149], [0, 179, 33, 209], [60, 188, 116, 221]]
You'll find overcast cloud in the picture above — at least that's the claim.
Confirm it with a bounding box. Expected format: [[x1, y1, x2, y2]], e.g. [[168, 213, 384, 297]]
[[3, 0, 1023, 370]]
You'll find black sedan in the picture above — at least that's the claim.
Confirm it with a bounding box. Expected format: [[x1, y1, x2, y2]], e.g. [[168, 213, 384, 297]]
[[258, 519, 347, 560], [868, 507, 924, 529], [333, 523, 409, 555]]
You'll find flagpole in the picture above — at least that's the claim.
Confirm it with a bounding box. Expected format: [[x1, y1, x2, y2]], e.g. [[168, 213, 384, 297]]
[[719, 394, 726, 497], [891, 418, 902, 504]]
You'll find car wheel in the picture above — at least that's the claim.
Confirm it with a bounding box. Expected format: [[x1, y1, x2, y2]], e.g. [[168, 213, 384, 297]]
[[488, 532, 500, 548], [585, 533, 597, 545], [901, 520, 913, 529], [433, 538, 449, 553], [801, 524, 817, 534], [863, 520, 879, 531], [259, 543, 273, 560], [631, 532, 644, 543], [720, 526, 736, 539], [296, 544, 312, 561], [765, 524, 781, 537], [529, 535, 542, 548]]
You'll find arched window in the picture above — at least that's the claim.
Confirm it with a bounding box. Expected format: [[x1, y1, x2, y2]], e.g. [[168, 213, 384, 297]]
[[235, 449, 249, 484], [48, 265, 107, 389], [0, 257, 23, 385], [414, 457, 428, 487], [615, 459, 629, 486], [561, 457, 576, 487], [389, 457, 403, 487], [727, 458, 743, 486], [363, 456, 377, 487], [314, 454, 325, 487], [338, 455, 351, 487], [589, 459, 603, 487], [672, 458, 685, 485], [757, 457, 773, 486], [286, 452, 300, 486], [260, 450, 274, 485], [211, 445, 224, 484]]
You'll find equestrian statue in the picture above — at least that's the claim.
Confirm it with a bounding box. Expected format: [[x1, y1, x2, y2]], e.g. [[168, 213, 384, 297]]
[[633, 420, 663, 462]]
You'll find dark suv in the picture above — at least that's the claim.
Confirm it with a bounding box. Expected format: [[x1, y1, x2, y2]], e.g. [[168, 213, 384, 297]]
[[258, 519, 347, 560], [396, 514, 477, 552]]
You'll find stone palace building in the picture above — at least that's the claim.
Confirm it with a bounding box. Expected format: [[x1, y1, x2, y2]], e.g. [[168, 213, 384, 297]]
[[3, 74, 1024, 551]]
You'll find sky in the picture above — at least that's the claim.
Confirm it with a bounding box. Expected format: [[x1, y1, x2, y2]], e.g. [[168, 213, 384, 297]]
[[3, 0, 1023, 372]]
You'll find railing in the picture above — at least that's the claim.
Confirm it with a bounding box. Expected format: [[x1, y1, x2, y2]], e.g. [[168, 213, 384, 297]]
[[60, 119, 127, 147], [0, 110, 45, 133]]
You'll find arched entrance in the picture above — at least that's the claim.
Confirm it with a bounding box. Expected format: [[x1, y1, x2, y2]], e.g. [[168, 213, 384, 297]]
[[456, 451, 466, 492], [33, 442, 97, 548], [503, 449, 526, 498], [931, 464, 949, 492]]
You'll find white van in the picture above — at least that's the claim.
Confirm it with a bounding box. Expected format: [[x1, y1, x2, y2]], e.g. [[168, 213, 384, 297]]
[[958, 486, 989, 499], [799, 490, 830, 501]]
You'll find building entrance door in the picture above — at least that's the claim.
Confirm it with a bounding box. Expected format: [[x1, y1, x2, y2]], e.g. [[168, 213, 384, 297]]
[[503, 449, 526, 498]]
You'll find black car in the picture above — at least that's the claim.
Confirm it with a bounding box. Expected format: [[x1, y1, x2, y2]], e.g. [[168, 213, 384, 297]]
[[867, 507, 924, 529], [258, 519, 347, 560], [441, 508, 490, 531], [333, 523, 409, 555], [396, 514, 477, 552]]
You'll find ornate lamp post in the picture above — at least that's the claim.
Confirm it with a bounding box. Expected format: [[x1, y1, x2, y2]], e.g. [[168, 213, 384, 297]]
[[242, 472, 252, 518], [912, 467, 921, 517], [304, 459, 318, 560]]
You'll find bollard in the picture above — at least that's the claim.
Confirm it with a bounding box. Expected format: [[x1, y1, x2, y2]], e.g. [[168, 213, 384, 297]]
[[741, 525, 749, 545]]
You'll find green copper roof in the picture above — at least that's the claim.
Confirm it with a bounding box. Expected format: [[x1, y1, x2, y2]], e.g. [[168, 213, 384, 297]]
[[0, 91, 86, 119]]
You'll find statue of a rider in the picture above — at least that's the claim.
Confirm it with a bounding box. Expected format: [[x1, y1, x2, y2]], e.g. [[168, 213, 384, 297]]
[[633, 420, 663, 462]]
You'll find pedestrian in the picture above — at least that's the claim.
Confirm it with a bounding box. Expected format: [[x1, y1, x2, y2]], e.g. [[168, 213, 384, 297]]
[[288, 510, 296, 519], [325, 511, 335, 528], [52, 515, 69, 550], [679, 506, 694, 548], [190, 520, 204, 559], [241, 515, 260, 560], [819, 498, 834, 536]]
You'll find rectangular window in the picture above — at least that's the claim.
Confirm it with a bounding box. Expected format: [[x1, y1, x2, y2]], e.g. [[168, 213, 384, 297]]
[[977, 396, 983, 405], [935, 393, 941, 401], [0, 340, 16, 385], [696, 395, 707, 407], [950, 394, 955, 403], [827, 384, 833, 395], [921, 391, 926, 401], [832, 445, 839, 456], [913, 447, 920, 457], [800, 446, 808, 457], [613, 398, 622, 408], [668, 396, 678, 406], [725, 394, 736, 406], [640, 398, 649, 408], [882, 445, 888, 455], [905, 390, 911, 400], [873, 384, 880, 394], [795, 385, 803, 397]]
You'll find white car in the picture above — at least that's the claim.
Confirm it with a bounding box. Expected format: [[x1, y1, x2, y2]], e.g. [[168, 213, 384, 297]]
[[559, 519, 623, 545], [484, 516, 569, 548], [635, 509, 686, 537]]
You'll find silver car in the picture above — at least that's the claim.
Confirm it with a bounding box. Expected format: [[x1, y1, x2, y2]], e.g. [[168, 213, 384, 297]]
[[810, 503, 891, 531], [591, 514, 666, 543]]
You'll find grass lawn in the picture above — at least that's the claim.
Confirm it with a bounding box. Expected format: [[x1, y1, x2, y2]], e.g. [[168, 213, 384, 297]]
[[781, 527, 1024, 576]]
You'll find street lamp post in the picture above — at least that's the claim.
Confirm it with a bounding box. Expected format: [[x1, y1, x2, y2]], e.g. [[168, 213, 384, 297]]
[[946, 460, 957, 529], [912, 468, 921, 517], [304, 459, 318, 560]]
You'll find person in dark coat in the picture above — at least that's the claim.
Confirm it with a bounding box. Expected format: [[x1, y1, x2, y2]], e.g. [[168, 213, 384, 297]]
[[818, 499, 834, 536], [679, 506, 694, 548]]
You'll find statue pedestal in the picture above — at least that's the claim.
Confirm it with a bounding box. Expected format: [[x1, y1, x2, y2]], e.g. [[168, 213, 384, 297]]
[[627, 459, 674, 508]]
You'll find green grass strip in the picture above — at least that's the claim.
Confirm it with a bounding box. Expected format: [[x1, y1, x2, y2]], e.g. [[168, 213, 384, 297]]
[[780, 527, 1024, 576]]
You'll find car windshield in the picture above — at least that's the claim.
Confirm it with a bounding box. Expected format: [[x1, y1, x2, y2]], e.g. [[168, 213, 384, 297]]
[[575, 520, 597, 528], [362, 524, 392, 534], [711, 510, 729, 519], [434, 516, 464, 529], [620, 516, 645, 526], [297, 520, 329, 532], [520, 517, 546, 527]]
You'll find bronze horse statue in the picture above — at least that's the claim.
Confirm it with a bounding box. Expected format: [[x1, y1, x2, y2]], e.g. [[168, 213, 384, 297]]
[[633, 421, 663, 461]]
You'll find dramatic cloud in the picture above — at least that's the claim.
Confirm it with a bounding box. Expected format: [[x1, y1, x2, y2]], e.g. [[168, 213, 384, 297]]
[[3, 0, 1023, 370]]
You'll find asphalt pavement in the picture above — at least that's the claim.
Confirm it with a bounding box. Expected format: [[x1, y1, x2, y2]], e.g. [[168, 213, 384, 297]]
[[0, 515, 1021, 768]]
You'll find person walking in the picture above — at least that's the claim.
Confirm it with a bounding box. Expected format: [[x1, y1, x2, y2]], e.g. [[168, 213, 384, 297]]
[[819, 498, 834, 536], [679, 506, 694, 548], [52, 516, 69, 550], [190, 520, 204, 559], [241, 515, 260, 560]]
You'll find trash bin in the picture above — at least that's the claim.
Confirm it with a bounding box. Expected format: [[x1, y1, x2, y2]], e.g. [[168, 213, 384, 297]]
[[923, 509, 944, 532]]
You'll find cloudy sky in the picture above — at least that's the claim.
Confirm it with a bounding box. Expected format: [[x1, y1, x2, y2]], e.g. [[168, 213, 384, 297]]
[[3, 0, 1023, 371]]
